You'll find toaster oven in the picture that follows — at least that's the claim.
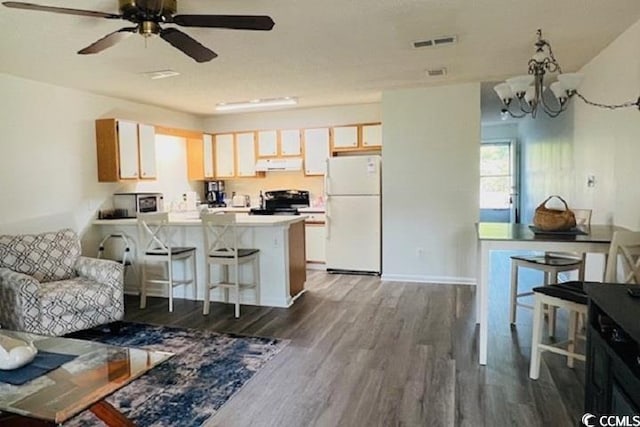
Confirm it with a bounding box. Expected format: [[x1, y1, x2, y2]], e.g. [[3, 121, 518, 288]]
[[113, 193, 164, 218]]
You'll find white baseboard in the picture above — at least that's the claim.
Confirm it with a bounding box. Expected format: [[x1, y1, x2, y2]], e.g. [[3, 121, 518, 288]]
[[380, 274, 476, 286]]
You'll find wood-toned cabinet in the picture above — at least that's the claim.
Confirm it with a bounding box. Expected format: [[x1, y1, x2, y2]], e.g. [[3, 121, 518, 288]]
[[257, 130, 278, 157], [362, 123, 382, 148], [257, 129, 302, 158], [332, 125, 358, 149], [203, 134, 214, 179], [305, 216, 326, 264], [331, 122, 382, 153], [96, 118, 157, 182], [279, 129, 302, 156], [185, 133, 211, 181], [236, 132, 258, 177], [215, 134, 235, 178], [303, 128, 330, 176]]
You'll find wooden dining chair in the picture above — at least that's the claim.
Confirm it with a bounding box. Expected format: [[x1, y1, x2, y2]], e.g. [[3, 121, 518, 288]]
[[509, 208, 592, 336], [137, 212, 197, 312], [529, 230, 640, 380], [201, 212, 260, 318]]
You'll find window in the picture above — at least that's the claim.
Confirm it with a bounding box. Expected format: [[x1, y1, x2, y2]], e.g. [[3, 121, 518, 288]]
[[480, 142, 513, 209]]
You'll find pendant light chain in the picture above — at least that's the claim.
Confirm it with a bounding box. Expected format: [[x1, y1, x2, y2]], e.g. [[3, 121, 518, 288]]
[[575, 92, 640, 110]]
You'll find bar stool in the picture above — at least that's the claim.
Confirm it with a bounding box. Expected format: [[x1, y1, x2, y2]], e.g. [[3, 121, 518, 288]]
[[509, 208, 592, 336], [137, 212, 197, 312], [201, 212, 260, 318], [529, 230, 640, 379]]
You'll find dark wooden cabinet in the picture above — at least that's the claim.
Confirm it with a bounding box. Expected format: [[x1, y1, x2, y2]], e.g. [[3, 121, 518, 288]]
[[585, 283, 640, 416]]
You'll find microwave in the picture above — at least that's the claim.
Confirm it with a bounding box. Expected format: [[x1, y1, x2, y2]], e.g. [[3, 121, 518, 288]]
[[113, 193, 164, 218]]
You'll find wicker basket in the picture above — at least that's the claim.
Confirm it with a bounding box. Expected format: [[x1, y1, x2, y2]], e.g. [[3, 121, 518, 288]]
[[533, 195, 577, 231]]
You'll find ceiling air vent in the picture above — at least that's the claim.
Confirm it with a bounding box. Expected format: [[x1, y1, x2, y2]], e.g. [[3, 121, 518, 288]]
[[426, 67, 447, 77], [412, 35, 457, 49]]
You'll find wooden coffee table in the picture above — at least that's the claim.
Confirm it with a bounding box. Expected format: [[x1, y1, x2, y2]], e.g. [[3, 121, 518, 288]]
[[0, 330, 173, 426]]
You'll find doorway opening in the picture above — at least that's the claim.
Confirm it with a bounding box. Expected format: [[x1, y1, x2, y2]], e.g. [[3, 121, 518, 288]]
[[479, 139, 519, 223]]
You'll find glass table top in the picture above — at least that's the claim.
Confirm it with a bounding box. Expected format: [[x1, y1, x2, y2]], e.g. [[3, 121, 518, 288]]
[[0, 330, 173, 424]]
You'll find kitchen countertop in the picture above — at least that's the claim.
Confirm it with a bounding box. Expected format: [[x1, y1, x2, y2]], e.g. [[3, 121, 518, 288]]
[[298, 207, 325, 213], [94, 213, 306, 227]]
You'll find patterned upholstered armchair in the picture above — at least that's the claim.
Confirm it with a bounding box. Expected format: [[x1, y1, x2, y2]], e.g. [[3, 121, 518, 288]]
[[0, 228, 124, 336]]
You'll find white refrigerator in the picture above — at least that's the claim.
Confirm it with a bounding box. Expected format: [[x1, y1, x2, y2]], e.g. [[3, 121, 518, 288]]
[[325, 155, 381, 274]]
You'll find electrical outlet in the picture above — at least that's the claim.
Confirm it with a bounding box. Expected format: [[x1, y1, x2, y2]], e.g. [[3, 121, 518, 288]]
[[587, 175, 596, 188]]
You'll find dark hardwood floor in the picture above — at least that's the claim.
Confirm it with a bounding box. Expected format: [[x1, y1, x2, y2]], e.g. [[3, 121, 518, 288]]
[[123, 261, 583, 427]]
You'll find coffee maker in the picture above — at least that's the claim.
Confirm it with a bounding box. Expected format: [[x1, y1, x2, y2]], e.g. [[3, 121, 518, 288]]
[[204, 180, 226, 207]]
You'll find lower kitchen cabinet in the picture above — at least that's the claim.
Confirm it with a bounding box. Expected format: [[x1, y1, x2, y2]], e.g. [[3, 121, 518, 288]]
[[305, 221, 326, 264], [584, 283, 640, 417]]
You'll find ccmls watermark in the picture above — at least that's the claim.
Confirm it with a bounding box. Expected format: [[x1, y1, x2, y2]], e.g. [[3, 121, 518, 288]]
[[582, 413, 640, 427]]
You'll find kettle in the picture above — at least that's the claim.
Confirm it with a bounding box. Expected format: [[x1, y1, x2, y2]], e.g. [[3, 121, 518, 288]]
[[0, 333, 38, 370]]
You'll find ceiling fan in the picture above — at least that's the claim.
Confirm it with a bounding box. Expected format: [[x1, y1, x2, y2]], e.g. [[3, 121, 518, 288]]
[[2, 0, 275, 62]]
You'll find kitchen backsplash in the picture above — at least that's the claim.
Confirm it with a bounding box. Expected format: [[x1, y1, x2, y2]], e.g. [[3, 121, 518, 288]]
[[222, 171, 324, 208]]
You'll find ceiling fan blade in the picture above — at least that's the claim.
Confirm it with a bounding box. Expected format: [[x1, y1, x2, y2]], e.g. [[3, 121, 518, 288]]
[[78, 27, 138, 55], [171, 14, 275, 31], [2, 1, 121, 19], [160, 27, 217, 63]]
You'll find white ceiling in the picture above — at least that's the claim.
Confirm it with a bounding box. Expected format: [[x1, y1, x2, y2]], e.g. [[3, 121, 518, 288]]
[[1, 0, 640, 116]]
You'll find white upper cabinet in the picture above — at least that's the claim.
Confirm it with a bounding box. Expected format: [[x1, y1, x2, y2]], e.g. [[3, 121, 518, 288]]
[[362, 123, 382, 147], [236, 132, 257, 177], [215, 134, 235, 178], [280, 129, 302, 156], [117, 120, 140, 179], [332, 125, 358, 149], [303, 128, 330, 176], [203, 134, 214, 179], [138, 123, 157, 179], [257, 130, 278, 157]]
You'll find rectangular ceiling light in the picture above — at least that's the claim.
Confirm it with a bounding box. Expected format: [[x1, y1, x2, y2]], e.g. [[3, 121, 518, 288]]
[[215, 97, 297, 112], [144, 69, 180, 80]]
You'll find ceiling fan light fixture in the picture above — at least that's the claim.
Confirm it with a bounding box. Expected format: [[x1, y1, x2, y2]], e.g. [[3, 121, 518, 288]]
[[215, 97, 298, 112]]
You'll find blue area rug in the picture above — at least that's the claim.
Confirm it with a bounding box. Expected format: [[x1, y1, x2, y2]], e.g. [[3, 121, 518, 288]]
[[64, 322, 287, 427]]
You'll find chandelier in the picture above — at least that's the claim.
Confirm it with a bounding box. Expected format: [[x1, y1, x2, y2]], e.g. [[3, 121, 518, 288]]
[[494, 29, 640, 119]]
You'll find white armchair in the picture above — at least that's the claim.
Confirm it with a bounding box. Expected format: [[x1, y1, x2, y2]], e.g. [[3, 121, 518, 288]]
[[0, 229, 124, 336]]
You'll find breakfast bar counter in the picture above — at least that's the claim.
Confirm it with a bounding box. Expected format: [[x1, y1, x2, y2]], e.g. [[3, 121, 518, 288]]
[[92, 214, 307, 308]]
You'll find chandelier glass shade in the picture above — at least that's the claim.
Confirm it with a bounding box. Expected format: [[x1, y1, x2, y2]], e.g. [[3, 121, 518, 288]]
[[495, 29, 640, 119]]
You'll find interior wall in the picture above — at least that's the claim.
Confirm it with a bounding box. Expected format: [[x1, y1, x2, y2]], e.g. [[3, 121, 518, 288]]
[[481, 123, 518, 141], [202, 103, 381, 206], [0, 73, 201, 236], [516, 106, 575, 225], [381, 83, 480, 284], [572, 19, 640, 229]]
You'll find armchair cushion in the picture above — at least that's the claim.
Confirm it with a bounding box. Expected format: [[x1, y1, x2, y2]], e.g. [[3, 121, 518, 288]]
[[0, 228, 80, 283]]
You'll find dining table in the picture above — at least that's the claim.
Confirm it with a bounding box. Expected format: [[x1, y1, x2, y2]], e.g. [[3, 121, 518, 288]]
[[475, 222, 628, 365]]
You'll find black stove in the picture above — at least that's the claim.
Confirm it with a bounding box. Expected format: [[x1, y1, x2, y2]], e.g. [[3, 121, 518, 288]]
[[249, 190, 309, 216], [249, 208, 300, 216]]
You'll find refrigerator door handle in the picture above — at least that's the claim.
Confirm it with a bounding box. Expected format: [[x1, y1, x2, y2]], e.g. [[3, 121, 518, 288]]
[[325, 198, 330, 239], [325, 158, 331, 195]]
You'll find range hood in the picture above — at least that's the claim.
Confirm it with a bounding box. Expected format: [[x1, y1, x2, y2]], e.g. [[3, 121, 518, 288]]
[[255, 158, 303, 172]]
